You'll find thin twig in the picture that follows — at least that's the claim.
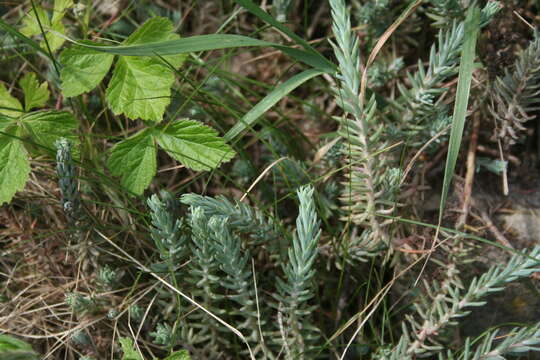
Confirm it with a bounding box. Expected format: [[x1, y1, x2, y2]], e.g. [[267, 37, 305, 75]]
[[240, 157, 287, 202], [401, 124, 452, 186], [477, 145, 520, 166], [475, 210, 514, 249], [359, 0, 423, 106]]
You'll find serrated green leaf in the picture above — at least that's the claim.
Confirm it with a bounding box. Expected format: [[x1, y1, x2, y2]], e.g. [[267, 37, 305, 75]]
[[0, 127, 31, 205], [105, 17, 186, 122], [59, 43, 115, 97], [0, 83, 23, 118], [21, 111, 79, 154], [107, 129, 157, 195], [45, 19, 66, 52], [20, 6, 50, 37], [19, 72, 49, 111], [119, 337, 144, 360], [123, 17, 175, 46], [162, 350, 191, 360], [105, 55, 175, 121], [156, 119, 235, 171]]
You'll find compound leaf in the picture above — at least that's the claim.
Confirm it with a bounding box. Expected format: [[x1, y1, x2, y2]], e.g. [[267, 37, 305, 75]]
[[156, 119, 235, 171], [59, 43, 115, 97], [20, 6, 49, 37], [20, 1, 71, 52], [21, 111, 79, 154], [107, 129, 157, 195], [124, 17, 172, 45], [105, 17, 186, 122], [45, 19, 67, 52], [20, 72, 50, 111], [106, 55, 174, 121], [0, 126, 31, 205]]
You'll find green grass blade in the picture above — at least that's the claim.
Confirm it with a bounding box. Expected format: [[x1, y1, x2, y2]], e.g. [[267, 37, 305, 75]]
[[234, 0, 311, 49], [73, 34, 269, 55], [279, 46, 335, 72], [438, 6, 480, 221], [233, 0, 335, 71], [70, 34, 334, 72], [224, 69, 324, 141], [0, 18, 52, 60]]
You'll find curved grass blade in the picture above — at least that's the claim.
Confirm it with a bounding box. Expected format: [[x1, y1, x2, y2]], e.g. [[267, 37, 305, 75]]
[[70, 34, 334, 72], [224, 69, 325, 141], [233, 0, 335, 71]]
